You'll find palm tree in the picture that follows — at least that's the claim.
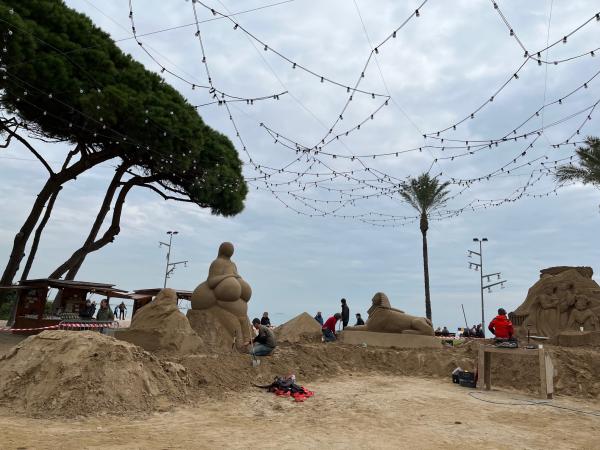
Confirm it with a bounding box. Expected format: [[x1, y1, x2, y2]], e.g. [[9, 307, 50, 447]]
[[555, 137, 600, 187], [399, 173, 451, 321]]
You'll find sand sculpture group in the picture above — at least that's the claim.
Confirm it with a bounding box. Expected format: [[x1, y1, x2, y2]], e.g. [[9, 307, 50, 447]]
[[117, 241, 436, 352], [118, 244, 600, 351], [512, 266, 600, 341]]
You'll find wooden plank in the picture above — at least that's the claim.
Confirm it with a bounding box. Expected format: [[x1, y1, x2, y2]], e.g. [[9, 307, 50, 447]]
[[481, 346, 539, 356]]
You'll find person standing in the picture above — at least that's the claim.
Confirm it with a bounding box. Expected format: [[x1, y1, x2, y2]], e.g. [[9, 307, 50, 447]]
[[355, 313, 365, 326], [247, 318, 277, 356], [96, 299, 115, 335], [79, 299, 96, 319], [341, 298, 350, 329], [118, 302, 127, 320], [97, 299, 115, 322], [314, 311, 324, 325], [322, 313, 341, 342]]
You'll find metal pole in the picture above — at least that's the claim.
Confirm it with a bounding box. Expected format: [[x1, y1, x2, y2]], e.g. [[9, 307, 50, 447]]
[[479, 239, 485, 337], [461, 303, 469, 329], [163, 233, 173, 288]]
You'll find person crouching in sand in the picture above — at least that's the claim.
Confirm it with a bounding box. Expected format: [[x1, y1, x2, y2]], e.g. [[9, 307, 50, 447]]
[[322, 313, 341, 342], [247, 318, 277, 356]]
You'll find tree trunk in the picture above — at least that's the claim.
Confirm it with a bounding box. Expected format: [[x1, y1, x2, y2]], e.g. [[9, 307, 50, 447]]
[[20, 186, 63, 281], [49, 174, 158, 280], [0, 146, 119, 286], [420, 212, 432, 321], [62, 164, 129, 280]]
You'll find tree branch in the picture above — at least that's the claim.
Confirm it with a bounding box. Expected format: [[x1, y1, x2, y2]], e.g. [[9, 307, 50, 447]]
[[0, 120, 54, 175]]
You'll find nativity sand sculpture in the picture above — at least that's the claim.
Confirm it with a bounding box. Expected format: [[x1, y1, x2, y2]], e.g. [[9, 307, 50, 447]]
[[512, 266, 600, 339], [345, 292, 434, 335], [187, 242, 252, 351]]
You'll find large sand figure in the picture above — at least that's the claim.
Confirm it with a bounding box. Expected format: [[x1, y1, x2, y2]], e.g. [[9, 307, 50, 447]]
[[345, 292, 434, 336], [512, 266, 600, 338], [187, 242, 252, 350]]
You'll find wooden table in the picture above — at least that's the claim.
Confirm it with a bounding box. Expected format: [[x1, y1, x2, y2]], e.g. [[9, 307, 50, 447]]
[[477, 345, 554, 399]]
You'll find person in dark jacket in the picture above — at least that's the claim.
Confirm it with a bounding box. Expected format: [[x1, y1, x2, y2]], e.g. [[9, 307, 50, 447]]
[[248, 318, 277, 356], [341, 298, 350, 329], [355, 313, 365, 326], [322, 313, 341, 342], [488, 308, 514, 339], [79, 299, 96, 319], [260, 312, 271, 327], [314, 311, 324, 325], [96, 299, 115, 322]]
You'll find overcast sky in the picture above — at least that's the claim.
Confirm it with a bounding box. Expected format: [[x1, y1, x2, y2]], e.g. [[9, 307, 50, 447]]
[[1, 0, 599, 330]]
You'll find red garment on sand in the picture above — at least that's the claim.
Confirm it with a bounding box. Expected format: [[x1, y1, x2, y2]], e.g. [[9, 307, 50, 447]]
[[488, 315, 514, 339], [322, 316, 338, 333]]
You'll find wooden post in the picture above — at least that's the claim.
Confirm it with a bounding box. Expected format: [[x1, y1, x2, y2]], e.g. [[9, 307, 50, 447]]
[[477, 346, 486, 390], [484, 351, 491, 390], [544, 352, 554, 399]]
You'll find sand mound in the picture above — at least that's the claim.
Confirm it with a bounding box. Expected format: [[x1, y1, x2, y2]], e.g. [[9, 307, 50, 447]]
[[0, 330, 190, 418], [116, 288, 203, 354], [275, 312, 323, 343]]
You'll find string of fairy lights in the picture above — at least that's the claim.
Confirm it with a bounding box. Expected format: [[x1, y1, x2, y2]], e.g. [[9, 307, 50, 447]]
[[1, 1, 598, 227]]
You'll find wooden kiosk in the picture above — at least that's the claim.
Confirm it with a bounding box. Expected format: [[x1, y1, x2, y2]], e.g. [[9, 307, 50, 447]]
[[3, 279, 130, 334], [130, 288, 192, 318]]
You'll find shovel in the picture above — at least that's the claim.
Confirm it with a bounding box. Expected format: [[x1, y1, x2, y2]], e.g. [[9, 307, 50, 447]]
[[248, 322, 261, 367]]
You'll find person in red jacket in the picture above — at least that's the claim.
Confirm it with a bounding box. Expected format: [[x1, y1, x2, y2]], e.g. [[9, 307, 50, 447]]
[[322, 313, 341, 342], [488, 308, 514, 339]]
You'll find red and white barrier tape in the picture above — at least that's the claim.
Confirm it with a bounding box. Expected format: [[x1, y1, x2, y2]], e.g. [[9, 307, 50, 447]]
[[0, 321, 119, 332]]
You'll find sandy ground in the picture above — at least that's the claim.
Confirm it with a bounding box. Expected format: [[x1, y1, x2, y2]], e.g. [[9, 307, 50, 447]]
[[0, 375, 598, 450]]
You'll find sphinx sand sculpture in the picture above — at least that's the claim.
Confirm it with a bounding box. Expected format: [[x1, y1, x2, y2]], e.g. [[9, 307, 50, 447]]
[[115, 288, 203, 354], [512, 266, 600, 339], [345, 292, 434, 336], [187, 242, 253, 351]]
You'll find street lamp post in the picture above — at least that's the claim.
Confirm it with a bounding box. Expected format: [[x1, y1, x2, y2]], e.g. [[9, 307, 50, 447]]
[[467, 238, 507, 337], [159, 231, 188, 288]]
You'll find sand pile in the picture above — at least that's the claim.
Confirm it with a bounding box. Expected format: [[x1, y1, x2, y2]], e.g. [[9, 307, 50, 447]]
[[115, 288, 203, 354], [275, 312, 323, 343], [0, 330, 190, 418]]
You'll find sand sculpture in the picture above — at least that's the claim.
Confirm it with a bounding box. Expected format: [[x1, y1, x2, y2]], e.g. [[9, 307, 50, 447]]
[[345, 292, 434, 336], [187, 242, 252, 351], [115, 288, 203, 354], [512, 266, 600, 339], [275, 312, 323, 343]]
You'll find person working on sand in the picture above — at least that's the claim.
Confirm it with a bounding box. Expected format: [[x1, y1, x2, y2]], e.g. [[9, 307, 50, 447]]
[[247, 318, 277, 356], [79, 299, 96, 319], [322, 313, 341, 342], [261, 312, 271, 327], [441, 326, 450, 336], [488, 308, 514, 340], [355, 313, 365, 326], [314, 311, 324, 325], [341, 298, 350, 329]]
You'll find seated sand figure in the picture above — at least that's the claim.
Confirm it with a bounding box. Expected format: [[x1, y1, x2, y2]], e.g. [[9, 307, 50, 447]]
[[567, 295, 600, 331], [345, 292, 434, 336], [190, 242, 253, 347]]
